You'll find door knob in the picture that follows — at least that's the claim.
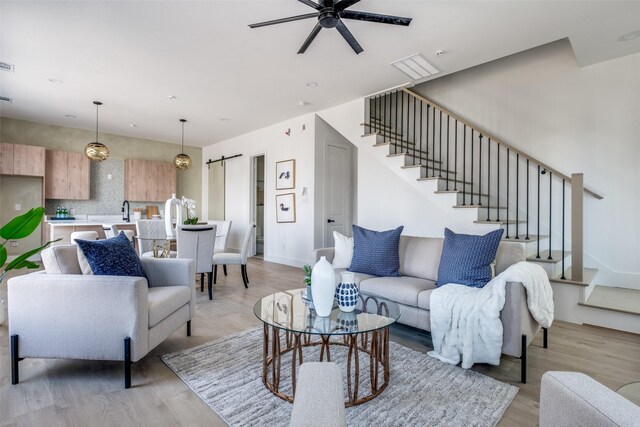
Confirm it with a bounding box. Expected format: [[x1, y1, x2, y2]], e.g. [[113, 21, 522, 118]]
[[327, 219, 335, 223]]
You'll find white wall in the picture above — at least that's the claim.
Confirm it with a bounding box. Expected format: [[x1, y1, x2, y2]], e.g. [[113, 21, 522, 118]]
[[414, 39, 640, 288], [201, 114, 316, 267]]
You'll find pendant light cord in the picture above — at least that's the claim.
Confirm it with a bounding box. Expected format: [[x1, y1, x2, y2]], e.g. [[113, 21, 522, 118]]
[[95, 103, 99, 143], [181, 121, 185, 154]]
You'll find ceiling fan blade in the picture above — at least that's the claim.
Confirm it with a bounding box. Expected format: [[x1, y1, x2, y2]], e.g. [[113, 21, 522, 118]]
[[298, 23, 323, 54], [334, 0, 361, 10], [340, 10, 412, 26], [335, 19, 363, 54], [249, 13, 319, 28], [297, 0, 322, 10]]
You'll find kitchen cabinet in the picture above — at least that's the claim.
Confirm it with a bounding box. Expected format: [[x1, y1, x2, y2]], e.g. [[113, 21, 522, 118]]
[[0, 142, 45, 176], [124, 158, 176, 202], [45, 150, 90, 200]]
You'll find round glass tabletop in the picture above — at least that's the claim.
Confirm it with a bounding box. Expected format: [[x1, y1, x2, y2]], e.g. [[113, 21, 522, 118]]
[[253, 288, 401, 336]]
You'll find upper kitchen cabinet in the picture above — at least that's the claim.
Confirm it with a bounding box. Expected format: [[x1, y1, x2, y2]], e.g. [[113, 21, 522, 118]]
[[0, 142, 45, 176], [124, 158, 176, 202], [45, 150, 90, 200]]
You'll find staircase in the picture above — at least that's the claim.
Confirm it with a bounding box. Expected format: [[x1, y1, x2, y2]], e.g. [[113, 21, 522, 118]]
[[359, 87, 640, 334]]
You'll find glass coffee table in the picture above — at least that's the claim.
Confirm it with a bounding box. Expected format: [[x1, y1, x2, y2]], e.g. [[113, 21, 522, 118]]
[[253, 289, 400, 407]]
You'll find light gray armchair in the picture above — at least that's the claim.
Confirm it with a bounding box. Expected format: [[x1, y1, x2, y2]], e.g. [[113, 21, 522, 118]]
[[8, 253, 195, 389]]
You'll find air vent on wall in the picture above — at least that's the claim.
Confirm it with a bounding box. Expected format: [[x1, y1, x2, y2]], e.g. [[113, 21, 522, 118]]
[[391, 53, 439, 81], [0, 62, 15, 72], [0, 96, 13, 103]]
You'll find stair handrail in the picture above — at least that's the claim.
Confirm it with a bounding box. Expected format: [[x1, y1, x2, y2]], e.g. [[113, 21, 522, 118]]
[[401, 88, 603, 200]]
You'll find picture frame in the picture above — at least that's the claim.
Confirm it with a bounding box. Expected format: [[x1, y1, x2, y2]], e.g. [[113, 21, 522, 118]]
[[276, 159, 295, 190], [276, 193, 296, 223]]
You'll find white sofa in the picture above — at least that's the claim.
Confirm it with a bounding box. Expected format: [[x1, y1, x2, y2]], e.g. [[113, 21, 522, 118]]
[[312, 234, 545, 383], [8, 245, 196, 388]]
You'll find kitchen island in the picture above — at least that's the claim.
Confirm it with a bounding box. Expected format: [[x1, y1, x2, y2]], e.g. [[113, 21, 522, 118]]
[[46, 215, 138, 245]]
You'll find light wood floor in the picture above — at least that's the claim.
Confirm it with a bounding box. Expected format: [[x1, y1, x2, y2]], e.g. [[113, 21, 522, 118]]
[[1, 258, 639, 426]]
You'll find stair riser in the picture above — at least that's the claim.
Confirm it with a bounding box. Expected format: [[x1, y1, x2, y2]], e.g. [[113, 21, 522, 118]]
[[532, 255, 571, 278]]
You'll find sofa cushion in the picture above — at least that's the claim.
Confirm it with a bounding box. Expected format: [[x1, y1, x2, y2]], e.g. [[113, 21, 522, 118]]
[[331, 231, 353, 269], [399, 235, 444, 281], [417, 288, 436, 310], [148, 286, 191, 328], [349, 225, 404, 277], [333, 268, 376, 285], [359, 276, 436, 307], [41, 245, 82, 275], [436, 228, 504, 288], [75, 233, 148, 278]]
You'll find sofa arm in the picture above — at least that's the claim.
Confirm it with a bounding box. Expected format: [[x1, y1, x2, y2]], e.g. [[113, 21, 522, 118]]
[[540, 371, 640, 426], [141, 258, 196, 319], [8, 272, 149, 362], [500, 281, 541, 358], [310, 247, 335, 265]]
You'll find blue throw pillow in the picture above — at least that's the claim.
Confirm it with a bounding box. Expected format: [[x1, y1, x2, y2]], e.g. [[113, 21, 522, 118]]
[[436, 228, 504, 288], [348, 225, 404, 277], [75, 232, 147, 279]]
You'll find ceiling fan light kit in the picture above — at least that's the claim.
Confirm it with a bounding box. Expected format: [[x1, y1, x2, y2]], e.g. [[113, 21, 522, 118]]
[[84, 101, 109, 162], [248, 0, 412, 54], [174, 118, 192, 171]]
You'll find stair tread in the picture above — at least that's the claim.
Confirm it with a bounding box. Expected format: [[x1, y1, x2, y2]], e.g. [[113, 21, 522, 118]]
[[387, 153, 443, 165], [436, 190, 489, 197], [452, 204, 507, 210], [550, 267, 598, 286], [527, 250, 570, 263], [502, 234, 549, 242], [474, 219, 525, 225], [403, 163, 449, 169], [579, 285, 640, 315]]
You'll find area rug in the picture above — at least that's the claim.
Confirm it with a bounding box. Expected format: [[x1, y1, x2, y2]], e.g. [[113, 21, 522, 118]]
[[162, 328, 518, 427]]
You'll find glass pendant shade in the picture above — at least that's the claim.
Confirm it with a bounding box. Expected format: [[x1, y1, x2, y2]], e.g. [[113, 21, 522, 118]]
[[85, 101, 109, 162], [174, 118, 192, 170]]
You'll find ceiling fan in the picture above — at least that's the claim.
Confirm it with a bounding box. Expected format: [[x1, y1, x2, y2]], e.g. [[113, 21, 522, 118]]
[[248, 0, 412, 54]]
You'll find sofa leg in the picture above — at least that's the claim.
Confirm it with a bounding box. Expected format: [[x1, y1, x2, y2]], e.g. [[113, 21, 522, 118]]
[[11, 334, 19, 385], [207, 272, 213, 300], [521, 334, 527, 384], [223, 265, 227, 276], [543, 327, 548, 349], [187, 320, 191, 337], [213, 265, 217, 285], [124, 337, 132, 389]]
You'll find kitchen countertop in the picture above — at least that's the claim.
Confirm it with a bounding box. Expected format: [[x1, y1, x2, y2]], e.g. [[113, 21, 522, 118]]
[[46, 215, 142, 228]]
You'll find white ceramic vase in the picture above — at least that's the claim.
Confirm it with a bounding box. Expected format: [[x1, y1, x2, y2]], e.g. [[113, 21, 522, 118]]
[[335, 271, 359, 312], [310, 256, 336, 317]]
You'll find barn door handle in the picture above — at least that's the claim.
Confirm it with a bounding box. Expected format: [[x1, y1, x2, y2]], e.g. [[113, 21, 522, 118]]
[[327, 219, 335, 223]]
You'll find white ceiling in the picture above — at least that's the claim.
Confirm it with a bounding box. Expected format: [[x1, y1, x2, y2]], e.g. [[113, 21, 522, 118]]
[[1, 1, 639, 148]]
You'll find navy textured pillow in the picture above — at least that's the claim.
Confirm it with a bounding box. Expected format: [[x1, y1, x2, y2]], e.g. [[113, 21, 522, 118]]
[[348, 225, 404, 277], [75, 233, 147, 279], [436, 228, 504, 288]]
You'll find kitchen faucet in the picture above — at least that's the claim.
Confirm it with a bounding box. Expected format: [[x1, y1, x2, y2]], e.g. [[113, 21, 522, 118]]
[[122, 200, 130, 222]]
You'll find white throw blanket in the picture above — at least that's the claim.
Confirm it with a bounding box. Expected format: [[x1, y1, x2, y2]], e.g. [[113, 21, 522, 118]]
[[428, 261, 554, 369]]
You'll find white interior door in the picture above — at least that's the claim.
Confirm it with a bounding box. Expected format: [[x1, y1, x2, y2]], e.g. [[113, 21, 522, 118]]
[[208, 162, 225, 220], [324, 143, 352, 246]]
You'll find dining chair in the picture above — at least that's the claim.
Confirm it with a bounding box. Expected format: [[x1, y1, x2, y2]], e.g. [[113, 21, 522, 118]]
[[70, 231, 99, 244], [207, 220, 233, 276], [111, 224, 135, 247], [135, 219, 177, 258], [177, 225, 217, 300], [212, 222, 255, 288]]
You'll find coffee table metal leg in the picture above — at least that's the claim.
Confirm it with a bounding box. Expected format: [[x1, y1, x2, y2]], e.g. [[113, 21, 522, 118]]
[[291, 332, 302, 396], [319, 335, 331, 362]]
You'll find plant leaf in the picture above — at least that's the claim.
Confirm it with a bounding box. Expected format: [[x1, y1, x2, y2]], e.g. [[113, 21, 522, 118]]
[[0, 246, 6, 267], [9, 259, 39, 270], [0, 207, 45, 240], [5, 238, 60, 271]]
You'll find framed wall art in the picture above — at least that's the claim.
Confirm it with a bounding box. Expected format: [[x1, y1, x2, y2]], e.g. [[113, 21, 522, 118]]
[[276, 159, 295, 190], [276, 193, 296, 223]]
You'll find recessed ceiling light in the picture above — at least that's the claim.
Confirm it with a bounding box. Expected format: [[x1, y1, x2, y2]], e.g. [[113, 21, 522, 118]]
[[298, 101, 310, 106], [436, 50, 446, 56], [48, 78, 63, 84], [220, 118, 230, 122], [306, 81, 318, 88], [64, 114, 77, 119], [168, 95, 177, 100], [391, 53, 440, 81], [618, 30, 640, 42], [129, 124, 138, 128]]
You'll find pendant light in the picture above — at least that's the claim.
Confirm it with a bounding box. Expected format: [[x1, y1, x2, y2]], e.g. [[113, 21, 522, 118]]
[[174, 118, 192, 171], [84, 101, 109, 162]]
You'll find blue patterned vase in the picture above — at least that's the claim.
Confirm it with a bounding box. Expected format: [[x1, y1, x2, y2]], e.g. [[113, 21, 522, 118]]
[[335, 272, 359, 312]]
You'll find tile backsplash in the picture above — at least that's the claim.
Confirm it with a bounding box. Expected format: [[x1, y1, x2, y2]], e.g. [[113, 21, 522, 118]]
[[45, 158, 165, 216]]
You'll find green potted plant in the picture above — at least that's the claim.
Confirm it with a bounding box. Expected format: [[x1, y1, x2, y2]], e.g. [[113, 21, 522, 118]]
[[0, 207, 60, 325], [302, 264, 312, 301]]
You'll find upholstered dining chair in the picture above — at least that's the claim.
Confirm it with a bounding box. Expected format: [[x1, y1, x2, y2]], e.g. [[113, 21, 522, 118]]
[[177, 225, 217, 300], [70, 231, 99, 243], [212, 222, 255, 288], [135, 219, 177, 258], [207, 220, 233, 276]]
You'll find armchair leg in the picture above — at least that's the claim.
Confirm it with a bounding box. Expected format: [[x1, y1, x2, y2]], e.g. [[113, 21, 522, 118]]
[[241, 264, 249, 289], [521, 334, 527, 384], [124, 337, 132, 389], [11, 335, 19, 385], [208, 272, 213, 300], [187, 320, 191, 337], [213, 265, 218, 285], [223, 265, 227, 276], [543, 327, 548, 349]]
